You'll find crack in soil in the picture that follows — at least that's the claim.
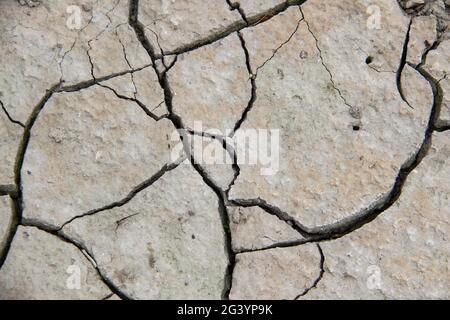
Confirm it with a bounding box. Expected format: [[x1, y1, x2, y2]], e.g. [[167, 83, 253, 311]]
[[0, 99, 25, 128], [99, 83, 169, 121], [154, 0, 309, 58], [21, 223, 132, 300], [230, 32, 257, 136], [302, 11, 363, 117], [1, 0, 447, 300], [57, 156, 186, 231], [295, 243, 325, 299], [253, 6, 304, 77], [226, 0, 249, 25], [396, 19, 414, 109]]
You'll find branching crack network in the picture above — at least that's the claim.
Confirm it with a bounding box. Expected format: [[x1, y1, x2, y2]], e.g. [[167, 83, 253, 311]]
[[0, 0, 447, 300]]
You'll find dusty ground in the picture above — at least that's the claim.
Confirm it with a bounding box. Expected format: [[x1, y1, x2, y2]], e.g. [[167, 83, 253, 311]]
[[0, 0, 449, 299]]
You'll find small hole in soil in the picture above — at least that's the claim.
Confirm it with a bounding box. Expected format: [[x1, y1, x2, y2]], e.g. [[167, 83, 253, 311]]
[[353, 125, 360, 131], [365, 56, 374, 64]]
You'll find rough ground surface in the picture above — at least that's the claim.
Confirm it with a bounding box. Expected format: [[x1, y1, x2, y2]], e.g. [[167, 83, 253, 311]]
[[0, 0, 448, 299]]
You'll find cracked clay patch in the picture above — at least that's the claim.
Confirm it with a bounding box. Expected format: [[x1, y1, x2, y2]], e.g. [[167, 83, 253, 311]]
[[0, 0, 448, 300]]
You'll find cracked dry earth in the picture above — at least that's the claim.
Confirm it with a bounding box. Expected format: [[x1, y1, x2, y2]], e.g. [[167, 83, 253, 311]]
[[0, 0, 449, 300]]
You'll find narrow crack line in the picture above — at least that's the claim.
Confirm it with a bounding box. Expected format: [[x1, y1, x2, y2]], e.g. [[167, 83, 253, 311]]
[[151, 100, 165, 113], [144, 26, 165, 56], [396, 18, 414, 109], [355, 47, 396, 74], [104, 0, 121, 28], [368, 64, 396, 74], [164, 55, 178, 73], [19, 223, 132, 300], [235, 238, 309, 254], [58, 2, 96, 81], [159, 0, 309, 57], [302, 12, 359, 115], [58, 37, 77, 82], [59, 157, 185, 230], [99, 83, 168, 121], [226, 0, 249, 25], [229, 198, 312, 237], [101, 292, 115, 300], [230, 32, 257, 136], [0, 99, 25, 127], [1, 82, 62, 270], [104, 1, 124, 23], [115, 212, 140, 232], [84, 0, 122, 81], [86, 44, 96, 80], [254, 11, 304, 77], [116, 29, 138, 98], [87, 0, 120, 47], [186, 129, 241, 194], [295, 243, 325, 299], [56, 64, 152, 93]]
